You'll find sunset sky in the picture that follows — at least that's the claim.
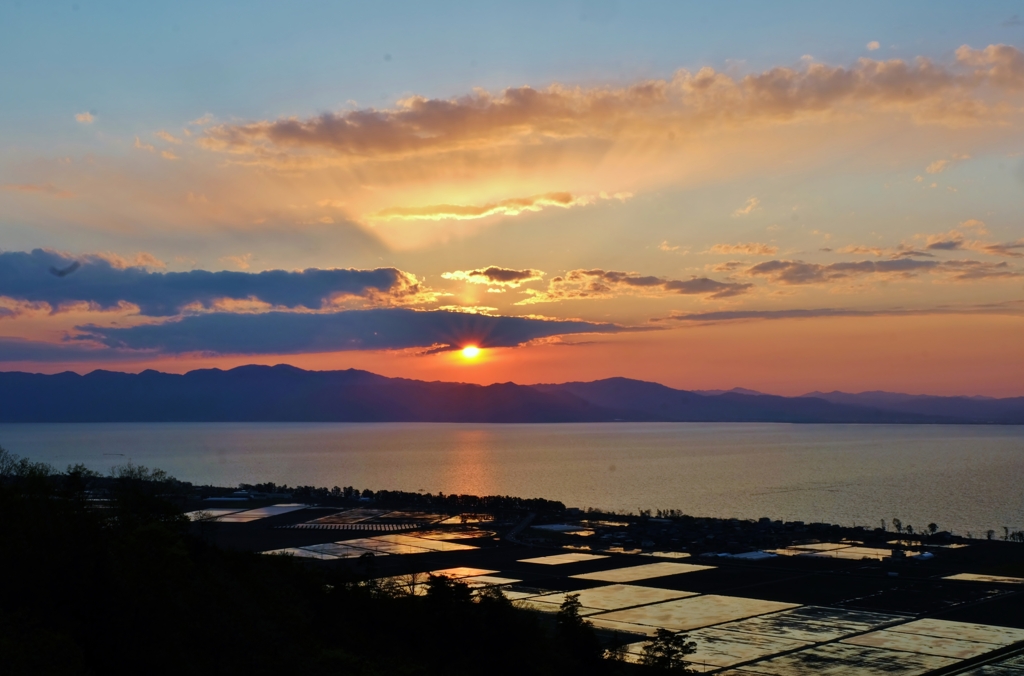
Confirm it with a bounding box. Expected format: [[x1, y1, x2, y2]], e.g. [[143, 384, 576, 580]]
[[2, 1, 1023, 395]]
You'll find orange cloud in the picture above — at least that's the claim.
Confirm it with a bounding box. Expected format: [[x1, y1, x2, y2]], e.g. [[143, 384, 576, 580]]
[[442, 266, 544, 287], [732, 197, 760, 216], [746, 257, 1021, 284], [371, 192, 628, 221], [74, 112, 94, 124], [1, 183, 74, 199], [955, 44, 1024, 88], [90, 251, 167, 270], [710, 242, 777, 255], [13, 45, 1024, 261], [518, 269, 751, 304], [155, 130, 182, 144], [836, 245, 886, 256], [219, 254, 254, 270], [201, 44, 1024, 170], [134, 136, 155, 152], [976, 239, 1024, 259]]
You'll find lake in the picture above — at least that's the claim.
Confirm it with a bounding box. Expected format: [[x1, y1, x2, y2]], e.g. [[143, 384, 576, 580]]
[[2, 422, 1022, 537]]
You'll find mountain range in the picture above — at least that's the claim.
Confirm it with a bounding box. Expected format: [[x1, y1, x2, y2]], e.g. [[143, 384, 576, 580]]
[[0, 365, 1022, 424]]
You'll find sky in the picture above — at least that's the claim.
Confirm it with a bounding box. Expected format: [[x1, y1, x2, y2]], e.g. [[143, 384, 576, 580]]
[[1, 1, 1023, 395]]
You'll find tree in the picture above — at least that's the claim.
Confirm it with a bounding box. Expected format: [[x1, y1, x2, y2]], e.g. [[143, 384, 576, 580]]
[[927, 523, 938, 535], [892, 518, 902, 534], [555, 593, 603, 666], [475, 584, 513, 610], [425, 574, 473, 604], [605, 641, 629, 663], [639, 628, 697, 672]]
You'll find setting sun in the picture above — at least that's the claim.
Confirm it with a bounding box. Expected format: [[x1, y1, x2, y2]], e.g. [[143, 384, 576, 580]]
[[461, 346, 481, 359]]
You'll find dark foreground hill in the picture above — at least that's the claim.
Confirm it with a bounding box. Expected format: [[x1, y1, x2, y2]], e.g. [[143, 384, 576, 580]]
[[1, 365, 1022, 423]]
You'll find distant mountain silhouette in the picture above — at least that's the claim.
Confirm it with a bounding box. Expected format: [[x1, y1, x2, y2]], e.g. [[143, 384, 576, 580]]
[[801, 390, 1024, 424], [690, 387, 765, 397], [0, 365, 1021, 423]]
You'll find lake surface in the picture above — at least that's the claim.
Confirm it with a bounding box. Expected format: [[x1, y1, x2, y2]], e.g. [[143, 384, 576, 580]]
[[2, 422, 1022, 537]]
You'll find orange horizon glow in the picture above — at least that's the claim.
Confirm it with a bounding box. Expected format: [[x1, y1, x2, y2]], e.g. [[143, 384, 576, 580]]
[[8, 314, 1024, 398]]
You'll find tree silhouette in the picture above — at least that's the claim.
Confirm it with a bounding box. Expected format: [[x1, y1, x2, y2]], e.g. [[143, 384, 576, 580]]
[[639, 628, 697, 672], [556, 593, 603, 667]]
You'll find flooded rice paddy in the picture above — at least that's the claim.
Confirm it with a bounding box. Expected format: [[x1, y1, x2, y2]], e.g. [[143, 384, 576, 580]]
[[244, 504, 1024, 674]]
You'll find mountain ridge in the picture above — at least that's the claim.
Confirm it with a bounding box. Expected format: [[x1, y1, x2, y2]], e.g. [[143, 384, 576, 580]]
[[0, 365, 1022, 424]]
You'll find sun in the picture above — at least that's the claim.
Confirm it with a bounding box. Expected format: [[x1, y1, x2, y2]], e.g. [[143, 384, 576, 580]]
[[461, 345, 481, 359]]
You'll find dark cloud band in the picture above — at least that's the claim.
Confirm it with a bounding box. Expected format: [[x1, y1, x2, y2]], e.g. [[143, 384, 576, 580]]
[[660, 301, 1024, 323], [0, 249, 422, 316], [74, 308, 630, 356]]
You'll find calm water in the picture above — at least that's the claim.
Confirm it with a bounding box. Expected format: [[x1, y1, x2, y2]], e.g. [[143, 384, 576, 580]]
[[2, 422, 1023, 537]]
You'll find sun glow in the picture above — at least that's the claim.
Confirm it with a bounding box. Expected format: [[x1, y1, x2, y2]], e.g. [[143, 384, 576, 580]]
[[461, 346, 481, 359]]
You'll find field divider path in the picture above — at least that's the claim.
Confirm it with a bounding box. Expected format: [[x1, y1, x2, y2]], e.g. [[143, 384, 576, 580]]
[[505, 512, 536, 546]]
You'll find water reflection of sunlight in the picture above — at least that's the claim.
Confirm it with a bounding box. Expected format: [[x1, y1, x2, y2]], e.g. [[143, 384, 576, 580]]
[[449, 429, 496, 496]]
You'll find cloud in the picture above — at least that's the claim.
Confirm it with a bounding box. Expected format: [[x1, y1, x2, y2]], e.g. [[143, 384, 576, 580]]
[[200, 44, 1024, 168], [948, 260, 1022, 279], [709, 261, 745, 273], [370, 192, 629, 222], [921, 228, 1024, 258], [517, 268, 752, 304], [839, 227, 1024, 261], [955, 44, 1024, 88], [155, 130, 182, 144], [837, 245, 886, 256], [978, 239, 1024, 258], [0, 299, 50, 321], [746, 258, 936, 284], [866, 41, 881, 51], [709, 242, 777, 255], [0, 337, 143, 363], [658, 241, 682, 252], [0, 249, 431, 317], [925, 230, 966, 250], [160, 150, 180, 161], [1, 183, 74, 199], [74, 112, 94, 124], [732, 197, 760, 216], [435, 305, 498, 314], [441, 266, 544, 287], [50, 45, 1017, 252], [926, 159, 951, 174], [90, 251, 167, 270], [659, 301, 1024, 323], [220, 254, 254, 270], [74, 308, 631, 355], [746, 257, 1021, 284], [134, 136, 156, 152]]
